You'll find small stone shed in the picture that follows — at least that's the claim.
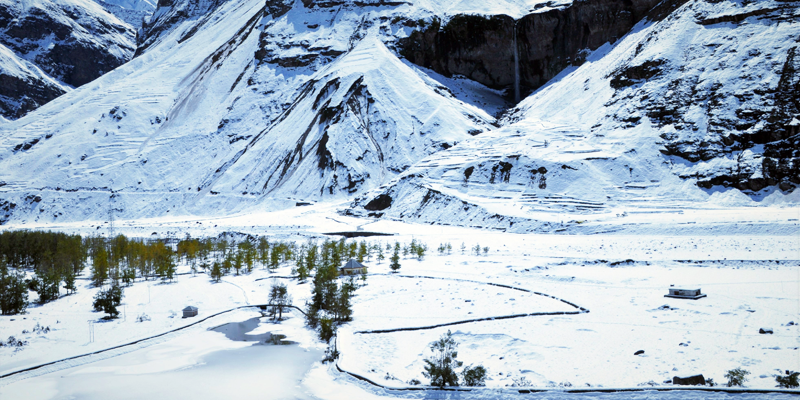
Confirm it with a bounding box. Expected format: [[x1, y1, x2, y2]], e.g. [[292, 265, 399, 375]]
[[665, 288, 707, 300], [339, 259, 367, 276], [183, 306, 198, 318]]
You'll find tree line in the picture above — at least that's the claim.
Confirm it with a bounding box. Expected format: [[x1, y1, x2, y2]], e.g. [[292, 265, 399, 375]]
[[1, 229, 438, 316]]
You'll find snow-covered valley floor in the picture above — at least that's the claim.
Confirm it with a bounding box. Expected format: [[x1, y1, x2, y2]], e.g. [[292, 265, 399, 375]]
[[0, 205, 798, 399]]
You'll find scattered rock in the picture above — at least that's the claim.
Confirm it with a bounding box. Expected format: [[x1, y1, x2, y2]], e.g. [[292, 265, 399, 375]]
[[634, 350, 645, 355], [759, 327, 774, 334], [673, 374, 705, 386]]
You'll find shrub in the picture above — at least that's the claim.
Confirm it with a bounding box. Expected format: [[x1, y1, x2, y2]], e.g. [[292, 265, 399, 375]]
[[322, 340, 339, 363], [93, 285, 123, 318], [0, 336, 27, 347], [510, 376, 532, 387], [725, 367, 750, 387], [461, 364, 487, 386], [775, 371, 799, 388], [318, 316, 335, 343]]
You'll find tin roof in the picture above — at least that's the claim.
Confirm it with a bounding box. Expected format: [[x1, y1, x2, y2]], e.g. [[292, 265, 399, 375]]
[[341, 259, 365, 269]]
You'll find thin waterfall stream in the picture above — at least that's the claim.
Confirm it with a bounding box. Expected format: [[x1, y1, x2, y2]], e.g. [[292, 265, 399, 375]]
[[513, 20, 521, 103]]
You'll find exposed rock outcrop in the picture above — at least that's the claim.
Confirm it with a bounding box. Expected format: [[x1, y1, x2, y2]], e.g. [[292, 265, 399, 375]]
[[400, 0, 665, 99], [0, 46, 67, 119], [0, 0, 135, 119]]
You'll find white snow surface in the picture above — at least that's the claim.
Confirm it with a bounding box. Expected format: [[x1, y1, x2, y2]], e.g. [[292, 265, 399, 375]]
[[0, 0, 798, 395], [0, 208, 797, 398]]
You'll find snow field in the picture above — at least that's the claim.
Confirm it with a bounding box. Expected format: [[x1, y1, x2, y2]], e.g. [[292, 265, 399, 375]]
[[0, 309, 323, 400], [338, 255, 799, 389], [0, 260, 315, 377], [347, 275, 576, 332], [0, 207, 798, 394]]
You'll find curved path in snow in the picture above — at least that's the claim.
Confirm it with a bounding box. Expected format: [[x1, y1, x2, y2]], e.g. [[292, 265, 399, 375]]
[[353, 273, 589, 334]]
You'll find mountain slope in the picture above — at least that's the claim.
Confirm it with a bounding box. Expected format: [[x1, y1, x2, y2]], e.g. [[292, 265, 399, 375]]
[[349, 0, 800, 231], [0, 0, 497, 224], [94, 0, 156, 27]]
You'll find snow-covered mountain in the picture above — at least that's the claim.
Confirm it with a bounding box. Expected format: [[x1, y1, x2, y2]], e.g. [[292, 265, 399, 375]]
[[349, 0, 800, 230], [0, 0, 136, 119], [0, 0, 797, 227], [94, 0, 156, 28]]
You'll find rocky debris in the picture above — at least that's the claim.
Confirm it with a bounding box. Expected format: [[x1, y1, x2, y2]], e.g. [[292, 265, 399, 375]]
[[759, 327, 774, 334], [0, 199, 16, 225], [400, 0, 664, 98], [0, 0, 135, 119], [634, 350, 645, 355], [673, 374, 705, 386]]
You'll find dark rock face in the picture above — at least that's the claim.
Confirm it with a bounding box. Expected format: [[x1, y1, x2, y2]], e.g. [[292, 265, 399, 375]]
[[660, 41, 800, 193], [364, 194, 392, 211], [400, 0, 663, 98], [673, 375, 705, 386], [0, 66, 65, 119], [137, 0, 227, 54], [0, 0, 135, 119], [0, 1, 135, 87]]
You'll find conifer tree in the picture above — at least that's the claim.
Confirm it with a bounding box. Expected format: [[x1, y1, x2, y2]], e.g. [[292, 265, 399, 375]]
[[93, 284, 123, 318], [376, 245, 384, 264], [390, 244, 401, 272], [91, 247, 109, 287], [63, 268, 77, 294], [0, 258, 28, 315], [210, 261, 223, 282]]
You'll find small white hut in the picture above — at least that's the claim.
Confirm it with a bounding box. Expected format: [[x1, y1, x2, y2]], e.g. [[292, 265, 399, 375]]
[[183, 306, 198, 318], [339, 259, 367, 276], [665, 288, 706, 300]]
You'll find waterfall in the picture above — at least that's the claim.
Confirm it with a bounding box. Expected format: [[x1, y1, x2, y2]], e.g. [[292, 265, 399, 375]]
[[513, 20, 521, 104]]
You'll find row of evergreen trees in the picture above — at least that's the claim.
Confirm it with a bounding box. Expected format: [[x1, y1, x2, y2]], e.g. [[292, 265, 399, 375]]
[[0, 229, 437, 316], [0, 230, 85, 314]]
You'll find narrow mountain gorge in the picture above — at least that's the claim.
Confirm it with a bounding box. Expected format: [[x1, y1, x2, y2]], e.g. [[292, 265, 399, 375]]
[[0, 0, 797, 228]]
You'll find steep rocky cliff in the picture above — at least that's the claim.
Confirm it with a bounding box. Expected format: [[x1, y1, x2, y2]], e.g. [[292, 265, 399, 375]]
[[0, 45, 67, 120], [400, 0, 666, 100]]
